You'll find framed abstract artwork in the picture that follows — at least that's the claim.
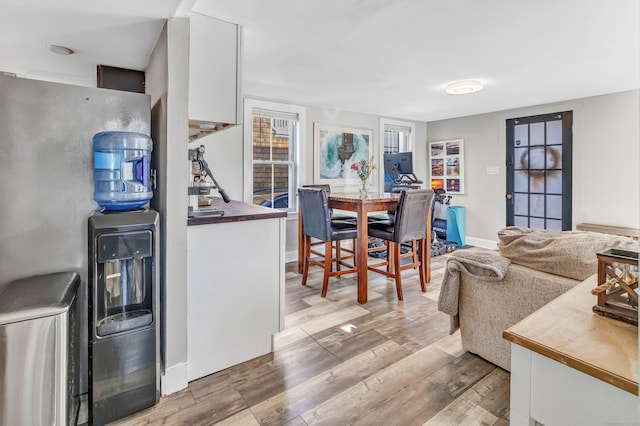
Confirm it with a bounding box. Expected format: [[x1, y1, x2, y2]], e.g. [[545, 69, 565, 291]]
[[429, 139, 464, 194], [313, 123, 373, 185]]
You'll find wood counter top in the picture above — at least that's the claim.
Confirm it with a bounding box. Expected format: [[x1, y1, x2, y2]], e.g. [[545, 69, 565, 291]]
[[187, 197, 286, 226], [503, 275, 638, 395]]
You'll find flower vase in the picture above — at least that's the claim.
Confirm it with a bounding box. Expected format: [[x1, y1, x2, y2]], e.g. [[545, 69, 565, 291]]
[[358, 179, 370, 198]]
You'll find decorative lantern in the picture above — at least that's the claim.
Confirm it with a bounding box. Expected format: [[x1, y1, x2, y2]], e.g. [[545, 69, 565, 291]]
[[591, 249, 638, 325]]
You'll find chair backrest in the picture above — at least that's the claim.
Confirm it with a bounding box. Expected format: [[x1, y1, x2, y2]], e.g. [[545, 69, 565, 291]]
[[393, 189, 434, 243], [302, 184, 331, 194], [298, 187, 332, 242]]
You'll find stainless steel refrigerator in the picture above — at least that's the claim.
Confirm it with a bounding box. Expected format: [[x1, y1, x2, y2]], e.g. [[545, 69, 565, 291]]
[[0, 75, 151, 415]]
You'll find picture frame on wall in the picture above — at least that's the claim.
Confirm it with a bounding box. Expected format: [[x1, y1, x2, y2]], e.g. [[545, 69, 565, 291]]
[[429, 139, 464, 194], [313, 123, 373, 185]]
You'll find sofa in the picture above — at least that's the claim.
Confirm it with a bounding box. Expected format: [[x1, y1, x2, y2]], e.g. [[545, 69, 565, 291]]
[[438, 226, 638, 371]]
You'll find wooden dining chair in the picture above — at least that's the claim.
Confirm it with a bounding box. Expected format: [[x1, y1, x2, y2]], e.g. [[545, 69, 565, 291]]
[[366, 189, 434, 300], [301, 184, 355, 266], [302, 184, 355, 222], [299, 187, 358, 297]]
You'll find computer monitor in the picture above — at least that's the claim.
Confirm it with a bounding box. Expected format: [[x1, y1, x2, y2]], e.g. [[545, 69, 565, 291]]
[[383, 152, 413, 175]]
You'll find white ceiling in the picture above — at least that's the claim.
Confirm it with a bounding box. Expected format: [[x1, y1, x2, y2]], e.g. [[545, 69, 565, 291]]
[[1, 0, 638, 122]]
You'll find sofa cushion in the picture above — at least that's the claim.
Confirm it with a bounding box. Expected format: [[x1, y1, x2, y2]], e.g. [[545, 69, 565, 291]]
[[498, 226, 638, 281]]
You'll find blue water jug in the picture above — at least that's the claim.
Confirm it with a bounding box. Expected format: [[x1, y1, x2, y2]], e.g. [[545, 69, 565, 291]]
[[93, 131, 153, 211]]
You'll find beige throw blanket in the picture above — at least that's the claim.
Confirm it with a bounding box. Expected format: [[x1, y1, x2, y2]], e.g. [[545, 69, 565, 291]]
[[498, 226, 638, 281], [438, 250, 511, 333]]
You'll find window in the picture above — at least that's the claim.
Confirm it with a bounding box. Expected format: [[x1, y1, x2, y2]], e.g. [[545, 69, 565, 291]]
[[379, 118, 415, 190], [383, 124, 412, 153], [243, 100, 305, 213]]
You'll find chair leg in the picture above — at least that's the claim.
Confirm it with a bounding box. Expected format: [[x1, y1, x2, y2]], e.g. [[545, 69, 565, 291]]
[[302, 236, 311, 286], [355, 239, 358, 266], [418, 239, 427, 293], [321, 241, 332, 297], [335, 240, 341, 271], [412, 240, 418, 266], [393, 242, 403, 301], [425, 238, 431, 283], [352, 238, 357, 266]]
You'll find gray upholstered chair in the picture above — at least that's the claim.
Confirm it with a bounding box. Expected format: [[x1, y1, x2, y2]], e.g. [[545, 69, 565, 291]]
[[302, 184, 355, 222], [299, 187, 358, 297], [301, 184, 356, 261], [367, 185, 413, 225], [367, 189, 433, 300]]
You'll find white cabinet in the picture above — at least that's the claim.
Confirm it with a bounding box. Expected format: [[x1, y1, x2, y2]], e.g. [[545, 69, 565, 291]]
[[505, 277, 639, 425], [186, 216, 285, 381], [510, 345, 639, 426], [188, 12, 241, 125]]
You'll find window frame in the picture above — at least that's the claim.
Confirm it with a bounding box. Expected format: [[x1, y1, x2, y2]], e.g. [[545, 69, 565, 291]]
[[243, 99, 305, 215], [379, 117, 415, 190]]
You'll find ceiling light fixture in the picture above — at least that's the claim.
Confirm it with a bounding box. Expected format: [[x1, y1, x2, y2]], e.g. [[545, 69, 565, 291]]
[[48, 45, 74, 56], [445, 80, 483, 95]]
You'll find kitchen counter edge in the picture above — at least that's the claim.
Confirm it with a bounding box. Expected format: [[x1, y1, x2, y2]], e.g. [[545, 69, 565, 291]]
[[187, 198, 286, 226]]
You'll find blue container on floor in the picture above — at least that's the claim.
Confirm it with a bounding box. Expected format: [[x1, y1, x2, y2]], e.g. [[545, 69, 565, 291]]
[[446, 206, 466, 247], [93, 131, 153, 211]]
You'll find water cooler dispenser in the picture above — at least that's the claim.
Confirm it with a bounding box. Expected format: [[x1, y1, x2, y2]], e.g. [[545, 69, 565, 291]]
[[88, 209, 159, 425]]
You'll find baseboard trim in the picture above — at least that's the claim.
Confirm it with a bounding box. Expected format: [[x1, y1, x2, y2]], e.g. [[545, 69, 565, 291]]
[[161, 361, 188, 396], [285, 250, 298, 263], [465, 236, 497, 250]]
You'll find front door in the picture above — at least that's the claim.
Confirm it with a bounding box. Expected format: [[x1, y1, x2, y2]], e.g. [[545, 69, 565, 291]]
[[506, 111, 573, 230]]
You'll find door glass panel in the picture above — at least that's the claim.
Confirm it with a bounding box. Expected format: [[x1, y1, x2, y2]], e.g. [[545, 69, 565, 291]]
[[514, 172, 528, 192], [514, 216, 528, 227], [515, 148, 528, 170], [546, 120, 562, 145], [546, 146, 562, 169], [514, 193, 528, 215], [546, 219, 563, 230], [529, 174, 545, 193], [547, 170, 562, 194], [514, 124, 529, 147], [547, 195, 562, 219], [530, 217, 545, 229], [530, 194, 544, 217], [528, 147, 546, 169], [530, 122, 545, 145]]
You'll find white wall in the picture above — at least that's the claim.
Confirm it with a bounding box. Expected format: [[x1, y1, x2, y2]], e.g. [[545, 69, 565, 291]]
[[146, 18, 190, 395], [427, 90, 640, 244]]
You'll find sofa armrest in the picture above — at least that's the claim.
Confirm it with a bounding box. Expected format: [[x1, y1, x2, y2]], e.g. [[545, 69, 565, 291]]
[[458, 263, 579, 371]]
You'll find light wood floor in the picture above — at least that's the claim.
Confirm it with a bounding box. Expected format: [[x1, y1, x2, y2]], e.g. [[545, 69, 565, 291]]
[[110, 249, 510, 425]]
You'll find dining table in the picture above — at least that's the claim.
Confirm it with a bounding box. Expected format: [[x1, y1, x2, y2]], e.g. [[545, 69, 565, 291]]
[[297, 192, 401, 304]]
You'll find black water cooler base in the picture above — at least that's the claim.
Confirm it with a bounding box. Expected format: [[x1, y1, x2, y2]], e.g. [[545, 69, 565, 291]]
[[90, 326, 158, 425]]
